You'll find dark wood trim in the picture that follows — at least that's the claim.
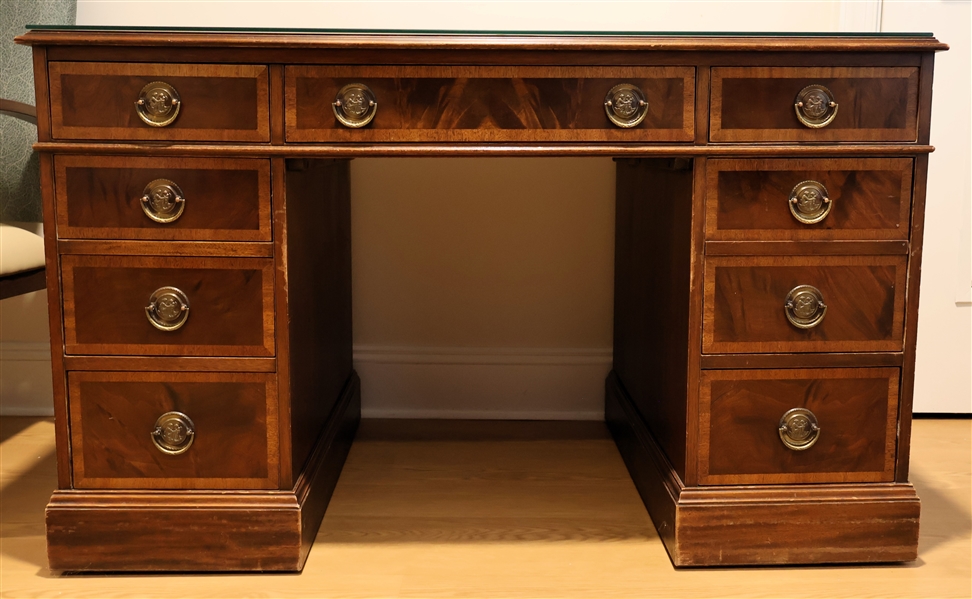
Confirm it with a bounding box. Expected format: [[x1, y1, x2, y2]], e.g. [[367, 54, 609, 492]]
[[31, 141, 937, 157], [683, 157, 707, 487], [693, 67, 709, 145], [605, 370, 683, 558], [270, 65, 285, 145], [294, 371, 360, 567], [272, 157, 293, 488], [700, 352, 903, 369], [45, 371, 359, 571], [705, 240, 910, 256], [0, 267, 46, 300], [15, 30, 948, 53], [917, 53, 935, 146], [57, 240, 273, 257], [38, 46, 934, 68], [63, 355, 276, 372], [31, 46, 51, 142], [36, 152, 71, 489], [897, 154, 929, 482]]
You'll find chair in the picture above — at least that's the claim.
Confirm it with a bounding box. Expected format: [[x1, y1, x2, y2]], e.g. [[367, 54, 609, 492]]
[[0, 99, 46, 300]]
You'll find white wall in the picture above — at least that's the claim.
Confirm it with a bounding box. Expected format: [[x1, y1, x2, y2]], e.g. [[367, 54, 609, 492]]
[[882, 1, 972, 414], [2, 0, 967, 416]]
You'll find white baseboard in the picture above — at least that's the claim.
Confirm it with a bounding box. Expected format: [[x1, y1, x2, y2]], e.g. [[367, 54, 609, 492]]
[[0, 342, 54, 416], [353, 345, 612, 420], [0, 343, 614, 420]]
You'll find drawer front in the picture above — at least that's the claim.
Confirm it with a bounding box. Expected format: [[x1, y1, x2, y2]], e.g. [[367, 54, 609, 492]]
[[710, 67, 919, 143], [702, 256, 906, 354], [286, 66, 695, 142], [54, 156, 272, 241], [699, 368, 898, 485], [69, 371, 278, 489], [705, 158, 914, 241], [61, 255, 275, 357], [49, 62, 270, 141]]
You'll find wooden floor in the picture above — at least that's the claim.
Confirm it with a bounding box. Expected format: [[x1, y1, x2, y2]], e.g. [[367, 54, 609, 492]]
[[1, 417, 969, 598]]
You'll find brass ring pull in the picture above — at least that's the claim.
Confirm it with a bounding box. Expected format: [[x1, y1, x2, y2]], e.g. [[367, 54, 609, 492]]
[[140, 179, 186, 224], [604, 83, 649, 128], [784, 284, 827, 329], [789, 180, 832, 225], [135, 81, 181, 127], [332, 83, 377, 128], [145, 286, 190, 332], [151, 411, 195, 455], [778, 408, 820, 451], [794, 84, 838, 129]]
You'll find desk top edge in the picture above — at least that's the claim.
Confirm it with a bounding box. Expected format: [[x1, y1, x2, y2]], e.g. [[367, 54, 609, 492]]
[[15, 29, 947, 52]]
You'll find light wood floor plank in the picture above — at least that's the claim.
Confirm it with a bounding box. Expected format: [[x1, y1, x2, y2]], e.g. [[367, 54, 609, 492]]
[[0, 417, 969, 598]]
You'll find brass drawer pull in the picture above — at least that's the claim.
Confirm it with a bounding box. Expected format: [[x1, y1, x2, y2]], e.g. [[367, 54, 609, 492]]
[[784, 284, 827, 329], [789, 180, 832, 224], [604, 83, 649, 128], [140, 179, 185, 224], [151, 411, 195, 455], [794, 84, 838, 128], [778, 408, 820, 451], [145, 286, 190, 332], [135, 81, 181, 127], [333, 83, 377, 128]]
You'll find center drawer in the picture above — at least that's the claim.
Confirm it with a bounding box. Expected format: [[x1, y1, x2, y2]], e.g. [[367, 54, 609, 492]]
[[69, 371, 279, 489], [61, 255, 275, 357], [285, 66, 695, 142]]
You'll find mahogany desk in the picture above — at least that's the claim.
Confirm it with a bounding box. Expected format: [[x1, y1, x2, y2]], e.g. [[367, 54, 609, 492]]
[[15, 28, 945, 571]]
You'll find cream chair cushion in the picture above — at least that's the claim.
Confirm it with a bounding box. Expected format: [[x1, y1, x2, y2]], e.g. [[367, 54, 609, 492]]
[[0, 222, 45, 276]]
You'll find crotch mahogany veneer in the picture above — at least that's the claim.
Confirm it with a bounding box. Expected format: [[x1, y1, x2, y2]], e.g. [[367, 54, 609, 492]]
[[16, 28, 945, 571]]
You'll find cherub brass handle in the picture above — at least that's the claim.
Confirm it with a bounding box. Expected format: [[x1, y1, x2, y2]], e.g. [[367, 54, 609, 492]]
[[604, 83, 649, 128], [778, 408, 820, 451], [140, 179, 185, 224], [794, 84, 838, 129], [332, 83, 377, 128], [145, 286, 190, 332], [135, 81, 181, 127], [789, 180, 832, 225], [784, 285, 827, 329], [151, 411, 195, 455]]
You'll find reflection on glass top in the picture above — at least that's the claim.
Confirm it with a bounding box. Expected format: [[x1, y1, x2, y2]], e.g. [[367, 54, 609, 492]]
[[24, 25, 934, 37]]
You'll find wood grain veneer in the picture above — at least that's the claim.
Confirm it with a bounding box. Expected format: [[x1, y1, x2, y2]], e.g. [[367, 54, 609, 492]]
[[60, 255, 275, 357], [48, 62, 270, 142], [68, 371, 278, 489], [705, 158, 914, 241], [54, 155, 272, 241], [702, 255, 907, 354], [613, 158, 695, 482], [710, 66, 920, 142], [698, 368, 898, 485], [286, 66, 694, 143]]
